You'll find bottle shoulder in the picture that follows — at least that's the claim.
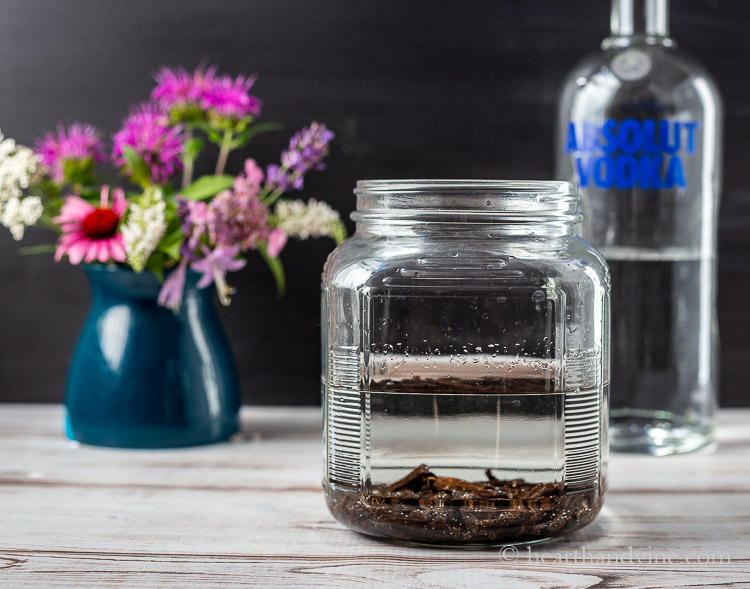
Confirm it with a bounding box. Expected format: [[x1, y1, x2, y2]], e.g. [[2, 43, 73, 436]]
[[559, 43, 722, 120], [562, 43, 721, 98]]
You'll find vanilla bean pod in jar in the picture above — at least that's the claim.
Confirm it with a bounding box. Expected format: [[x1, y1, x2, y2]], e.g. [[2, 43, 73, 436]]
[[322, 180, 610, 546]]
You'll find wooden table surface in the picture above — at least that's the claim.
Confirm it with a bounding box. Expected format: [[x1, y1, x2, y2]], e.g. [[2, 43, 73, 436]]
[[0, 405, 749, 588]]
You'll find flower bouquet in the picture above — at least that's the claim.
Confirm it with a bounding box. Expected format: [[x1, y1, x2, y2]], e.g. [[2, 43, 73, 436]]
[[3, 65, 344, 307], [0, 65, 345, 447]]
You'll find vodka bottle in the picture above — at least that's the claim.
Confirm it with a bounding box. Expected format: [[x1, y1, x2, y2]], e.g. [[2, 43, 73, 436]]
[[555, 0, 722, 454]]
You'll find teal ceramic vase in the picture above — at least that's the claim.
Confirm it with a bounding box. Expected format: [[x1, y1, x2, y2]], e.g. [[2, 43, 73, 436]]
[[64, 265, 241, 448]]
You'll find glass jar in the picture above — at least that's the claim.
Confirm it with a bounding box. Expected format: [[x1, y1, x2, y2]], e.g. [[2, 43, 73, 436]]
[[322, 180, 610, 546]]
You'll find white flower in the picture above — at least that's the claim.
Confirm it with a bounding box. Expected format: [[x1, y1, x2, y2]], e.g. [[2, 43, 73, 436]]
[[121, 188, 167, 272], [0, 130, 41, 203], [0, 195, 44, 240], [274, 198, 344, 241]]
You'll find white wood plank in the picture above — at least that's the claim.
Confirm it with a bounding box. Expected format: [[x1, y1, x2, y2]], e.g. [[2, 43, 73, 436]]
[[0, 405, 748, 588]]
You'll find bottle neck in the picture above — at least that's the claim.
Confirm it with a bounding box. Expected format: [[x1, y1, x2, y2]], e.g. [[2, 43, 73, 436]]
[[604, 0, 673, 48]]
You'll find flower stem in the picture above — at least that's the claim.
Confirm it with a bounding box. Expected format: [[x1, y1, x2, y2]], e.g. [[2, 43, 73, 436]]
[[264, 186, 286, 206], [259, 167, 301, 207], [181, 128, 194, 189], [215, 129, 233, 176]]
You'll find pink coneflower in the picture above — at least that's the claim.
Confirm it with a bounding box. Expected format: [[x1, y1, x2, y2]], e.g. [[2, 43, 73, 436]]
[[112, 103, 184, 186], [202, 74, 262, 120], [151, 65, 217, 113], [53, 185, 127, 265], [35, 123, 106, 184]]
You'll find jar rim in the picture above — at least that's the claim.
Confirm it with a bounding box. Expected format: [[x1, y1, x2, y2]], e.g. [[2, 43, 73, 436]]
[[354, 179, 576, 197], [352, 179, 581, 230]]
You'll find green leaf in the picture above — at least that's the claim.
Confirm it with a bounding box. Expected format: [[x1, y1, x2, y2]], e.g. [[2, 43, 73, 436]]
[[122, 145, 151, 188], [259, 245, 286, 297], [35, 177, 62, 200], [246, 121, 282, 141], [181, 174, 235, 200], [193, 121, 224, 144], [38, 215, 62, 234], [230, 122, 282, 150], [62, 156, 95, 187], [184, 137, 204, 161], [145, 251, 166, 281], [229, 130, 252, 150], [19, 243, 57, 255], [156, 227, 185, 260], [79, 186, 103, 200]]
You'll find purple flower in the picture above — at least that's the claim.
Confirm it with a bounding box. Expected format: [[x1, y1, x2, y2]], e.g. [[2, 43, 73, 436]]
[[178, 196, 213, 246], [265, 163, 302, 192], [195, 158, 271, 251], [112, 103, 184, 186], [151, 65, 217, 113], [208, 187, 271, 251], [284, 122, 334, 173], [157, 259, 188, 312], [35, 123, 106, 184], [192, 245, 246, 287], [266, 123, 334, 192], [191, 245, 246, 306], [202, 74, 262, 120], [177, 196, 192, 235]]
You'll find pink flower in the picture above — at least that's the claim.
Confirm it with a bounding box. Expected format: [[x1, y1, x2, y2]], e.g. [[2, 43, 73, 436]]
[[192, 245, 246, 288], [191, 245, 246, 306], [151, 65, 217, 112], [112, 103, 184, 186], [205, 160, 271, 251], [35, 123, 106, 184], [209, 188, 270, 251], [234, 158, 264, 196], [157, 259, 188, 312], [53, 185, 127, 265], [157, 246, 247, 311], [267, 228, 287, 258], [202, 74, 262, 120], [179, 199, 214, 249]]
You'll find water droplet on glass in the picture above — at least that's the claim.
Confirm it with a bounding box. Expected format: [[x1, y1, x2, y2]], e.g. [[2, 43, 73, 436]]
[[532, 290, 545, 303]]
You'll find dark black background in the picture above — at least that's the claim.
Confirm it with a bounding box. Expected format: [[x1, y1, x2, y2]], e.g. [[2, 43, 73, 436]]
[[0, 0, 747, 406]]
